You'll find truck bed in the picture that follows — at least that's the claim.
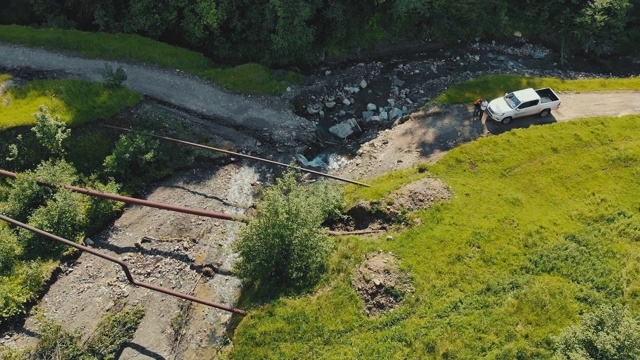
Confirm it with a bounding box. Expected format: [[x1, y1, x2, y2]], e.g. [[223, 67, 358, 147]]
[[535, 88, 559, 103]]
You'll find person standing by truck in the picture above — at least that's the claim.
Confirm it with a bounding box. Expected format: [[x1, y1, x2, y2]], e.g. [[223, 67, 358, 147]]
[[473, 98, 482, 119], [480, 98, 488, 119]]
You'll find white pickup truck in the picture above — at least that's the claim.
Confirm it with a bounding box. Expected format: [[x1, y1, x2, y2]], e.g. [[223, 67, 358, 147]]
[[487, 88, 561, 124]]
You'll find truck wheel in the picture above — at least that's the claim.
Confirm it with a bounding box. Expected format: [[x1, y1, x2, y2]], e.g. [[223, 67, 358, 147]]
[[501, 117, 512, 124], [540, 109, 550, 117]]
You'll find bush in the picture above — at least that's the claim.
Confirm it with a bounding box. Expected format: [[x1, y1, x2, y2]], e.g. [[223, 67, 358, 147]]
[[19, 189, 87, 257], [103, 132, 188, 193], [1, 159, 79, 223], [0, 227, 21, 275], [554, 304, 640, 359], [0, 260, 45, 324], [0, 304, 145, 359], [31, 320, 87, 360], [84, 178, 123, 232], [102, 63, 127, 87], [85, 304, 146, 360], [234, 168, 344, 290], [31, 105, 71, 158]]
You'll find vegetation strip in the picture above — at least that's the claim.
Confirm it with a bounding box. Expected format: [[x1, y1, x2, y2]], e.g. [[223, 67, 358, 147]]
[[101, 124, 371, 187], [0, 169, 245, 222], [434, 74, 640, 105]]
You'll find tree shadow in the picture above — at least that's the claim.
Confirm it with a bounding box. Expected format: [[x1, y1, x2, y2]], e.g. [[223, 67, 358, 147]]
[[415, 104, 559, 158], [165, 185, 247, 210], [116, 342, 167, 360]]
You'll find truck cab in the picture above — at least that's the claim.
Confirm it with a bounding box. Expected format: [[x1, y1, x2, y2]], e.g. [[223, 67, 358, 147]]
[[487, 88, 561, 124]]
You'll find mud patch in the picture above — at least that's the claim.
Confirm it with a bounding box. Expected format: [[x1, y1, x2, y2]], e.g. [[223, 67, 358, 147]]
[[351, 252, 414, 316]]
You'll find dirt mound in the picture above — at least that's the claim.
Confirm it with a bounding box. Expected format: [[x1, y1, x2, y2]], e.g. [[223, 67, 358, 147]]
[[329, 177, 451, 233], [351, 252, 414, 316], [387, 177, 451, 215]]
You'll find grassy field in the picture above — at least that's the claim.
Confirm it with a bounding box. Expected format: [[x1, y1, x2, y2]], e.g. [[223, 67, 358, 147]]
[[434, 74, 640, 105], [0, 25, 298, 95], [0, 77, 142, 130], [229, 114, 640, 359]]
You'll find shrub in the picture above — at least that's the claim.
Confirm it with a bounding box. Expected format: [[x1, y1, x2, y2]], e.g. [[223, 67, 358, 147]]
[[31, 105, 71, 158], [85, 304, 146, 360], [102, 63, 127, 88], [31, 320, 87, 360], [234, 168, 344, 290], [0, 227, 21, 275], [0, 304, 145, 359], [19, 189, 87, 257], [0, 260, 45, 324], [1, 159, 79, 222], [84, 178, 123, 232], [103, 133, 178, 193], [554, 304, 640, 359]]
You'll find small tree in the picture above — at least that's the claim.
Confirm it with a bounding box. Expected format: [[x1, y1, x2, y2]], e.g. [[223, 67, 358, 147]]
[[554, 304, 640, 359], [31, 105, 70, 158], [102, 63, 127, 87], [234, 168, 343, 290]]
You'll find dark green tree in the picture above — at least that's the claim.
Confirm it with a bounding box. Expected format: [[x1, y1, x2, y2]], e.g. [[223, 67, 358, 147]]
[[234, 169, 343, 290]]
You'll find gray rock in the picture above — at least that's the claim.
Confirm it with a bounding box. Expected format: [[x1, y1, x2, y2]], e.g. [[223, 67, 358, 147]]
[[390, 108, 403, 120], [342, 98, 351, 106], [362, 111, 375, 120], [307, 104, 321, 115], [379, 110, 388, 121], [367, 103, 377, 111], [360, 79, 368, 88], [387, 99, 396, 107], [532, 51, 546, 59], [84, 237, 94, 246], [393, 78, 405, 87], [325, 101, 336, 108], [329, 118, 361, 139], [369, 115, 381, 122]]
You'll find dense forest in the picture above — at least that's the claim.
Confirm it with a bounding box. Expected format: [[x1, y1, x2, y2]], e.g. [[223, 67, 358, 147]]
[[1, 0, 640, 67]]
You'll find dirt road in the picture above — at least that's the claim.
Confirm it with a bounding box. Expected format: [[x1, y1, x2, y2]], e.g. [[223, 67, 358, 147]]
[[554, 92, 640, 120], [0, 43, 313, 150], [332, 91, 640, 180]]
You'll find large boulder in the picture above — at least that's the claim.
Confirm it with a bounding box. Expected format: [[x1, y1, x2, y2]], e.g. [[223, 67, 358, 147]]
[[329, 118, 361, 139]]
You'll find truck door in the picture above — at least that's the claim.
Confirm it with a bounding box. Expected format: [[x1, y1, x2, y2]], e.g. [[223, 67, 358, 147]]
[[515, 100, 540, 118]]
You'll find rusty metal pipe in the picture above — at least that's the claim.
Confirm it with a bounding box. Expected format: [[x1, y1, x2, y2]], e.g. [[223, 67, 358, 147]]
[[0, 214, 247, 316], [100, 124, 371, 187], [0, 169, 247, 223]]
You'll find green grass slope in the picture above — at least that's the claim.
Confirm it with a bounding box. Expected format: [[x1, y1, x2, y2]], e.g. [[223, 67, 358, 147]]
[[230, 115, 640, 359], [0, 78, 142, 130]]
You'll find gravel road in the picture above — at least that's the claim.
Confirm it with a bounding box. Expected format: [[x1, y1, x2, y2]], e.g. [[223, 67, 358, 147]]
[[0, 43, 314, 150]]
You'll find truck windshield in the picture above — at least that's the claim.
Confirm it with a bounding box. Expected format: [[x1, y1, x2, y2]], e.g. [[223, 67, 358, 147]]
[[504, 93, 521, 109]]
